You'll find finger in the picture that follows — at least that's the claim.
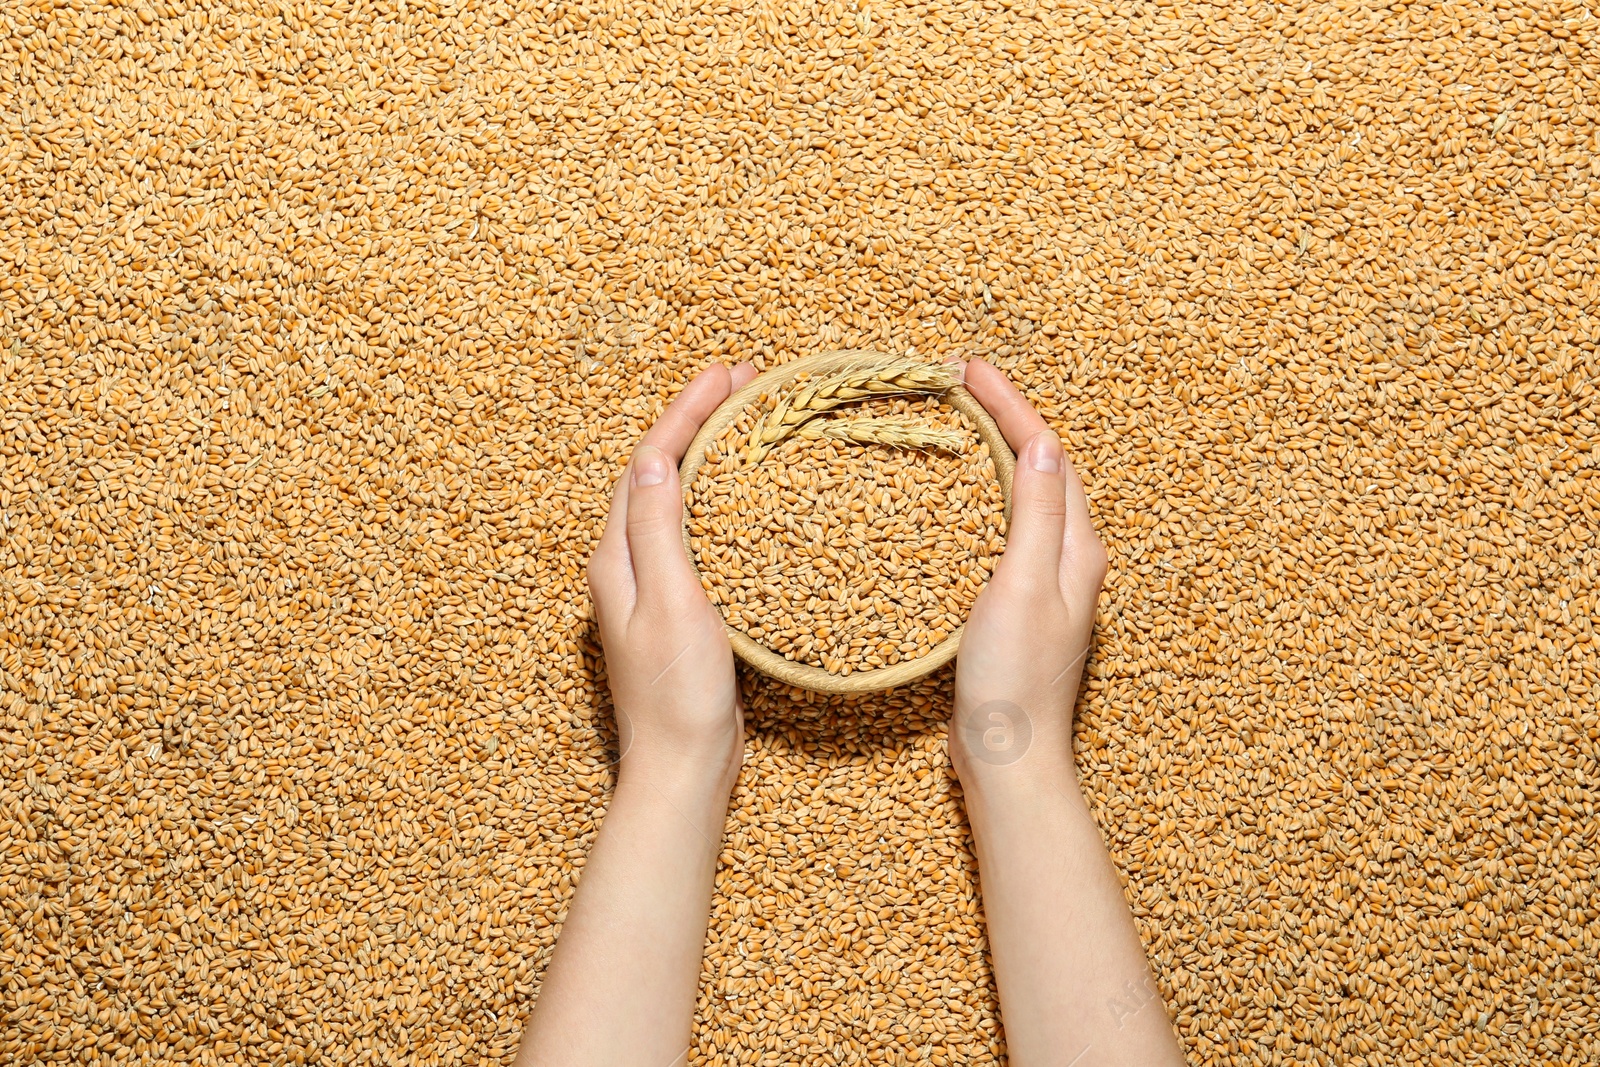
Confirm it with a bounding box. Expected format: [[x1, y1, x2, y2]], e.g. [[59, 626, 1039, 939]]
[[962, 358, 1049, 455], [614, 361, 744, 613], [965, 358, 1096, 546], [639, 362, 737, 463], [623, 442, 697, 612], [596, 362, 737, 565], [990, 428, 1067, 596], [1059, 459, 1107, 581], [628, 361, 753, 620]]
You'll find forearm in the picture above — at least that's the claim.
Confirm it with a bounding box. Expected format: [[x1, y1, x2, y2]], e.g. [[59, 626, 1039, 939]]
[[962, 765, 1183, 1067], [515, 765, 733, 1067]]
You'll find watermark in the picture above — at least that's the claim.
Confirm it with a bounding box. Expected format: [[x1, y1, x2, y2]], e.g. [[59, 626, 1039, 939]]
[[954, 698, 1032, 766], [1107, 973, 1163, 1030], [1056, 973, 1169, 1065]]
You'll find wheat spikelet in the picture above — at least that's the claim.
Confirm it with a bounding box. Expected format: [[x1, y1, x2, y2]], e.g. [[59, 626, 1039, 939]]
[[744, 355, 960, 465], [796, 417, 967, 453]]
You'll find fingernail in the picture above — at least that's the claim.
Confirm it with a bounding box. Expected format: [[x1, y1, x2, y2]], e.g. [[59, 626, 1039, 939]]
[[1027, 431, 1062, 474], [632, 445, 670, 487]]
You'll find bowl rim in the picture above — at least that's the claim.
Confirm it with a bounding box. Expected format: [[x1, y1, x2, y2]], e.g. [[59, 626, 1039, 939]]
[[677, 349, 1017, 694]]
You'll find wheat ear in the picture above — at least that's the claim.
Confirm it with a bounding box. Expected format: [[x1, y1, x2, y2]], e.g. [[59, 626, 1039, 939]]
[[795, 417, 967, 453], [743, 355, 960, 465]]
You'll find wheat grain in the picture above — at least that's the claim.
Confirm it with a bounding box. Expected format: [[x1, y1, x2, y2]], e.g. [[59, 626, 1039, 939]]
[[2, 0, 1596, 1063], [689, 392, 1002, 676]]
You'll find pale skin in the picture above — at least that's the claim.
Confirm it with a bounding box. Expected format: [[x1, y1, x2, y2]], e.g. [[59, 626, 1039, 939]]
[[514, 359, 1185, 1067]]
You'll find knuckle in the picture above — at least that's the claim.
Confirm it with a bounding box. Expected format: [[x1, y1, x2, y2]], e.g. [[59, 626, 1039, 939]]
[[987, 569, 1061, 615], [1028, 493, 1068, 521], [626, 506, 674, 540], [1018, 477, 1067, 521]]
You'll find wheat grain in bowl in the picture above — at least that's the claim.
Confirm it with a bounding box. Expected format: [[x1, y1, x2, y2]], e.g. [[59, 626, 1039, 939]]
[[685, 374, 1007, 676]]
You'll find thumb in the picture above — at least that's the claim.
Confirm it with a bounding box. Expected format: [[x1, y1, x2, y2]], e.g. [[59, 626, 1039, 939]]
[[624, 444, 695, 613], [992, 429, 1066, 595]]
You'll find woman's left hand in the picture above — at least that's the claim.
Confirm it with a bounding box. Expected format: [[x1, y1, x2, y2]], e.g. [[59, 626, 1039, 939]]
[[586, 360, 759, 792]]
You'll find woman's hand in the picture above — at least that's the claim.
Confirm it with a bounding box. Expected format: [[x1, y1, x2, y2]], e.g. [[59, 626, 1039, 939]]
[[947, 360, 1183, 1067], [587, 360, 759, 793], [950, 357, 1109, 790], [517, 363, 759, 1067]]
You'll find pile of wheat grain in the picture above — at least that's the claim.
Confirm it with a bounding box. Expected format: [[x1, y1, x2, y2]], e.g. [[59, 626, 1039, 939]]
[[685, 365, 1006, 676], [2, 0, 1597, 1064]]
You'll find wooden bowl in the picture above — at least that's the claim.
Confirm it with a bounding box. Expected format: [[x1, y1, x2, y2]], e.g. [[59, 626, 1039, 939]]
[[678, 350, 1016, 694]]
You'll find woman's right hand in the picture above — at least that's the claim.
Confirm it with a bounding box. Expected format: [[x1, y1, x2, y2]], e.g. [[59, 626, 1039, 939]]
[[946, 359, 1183, 1067], [949, 358, 1109, 791]]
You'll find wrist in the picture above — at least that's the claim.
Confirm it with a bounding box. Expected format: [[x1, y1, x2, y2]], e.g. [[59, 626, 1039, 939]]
[[618, 738, 743, 802], [950, 720, 1082, 813], [948, 693, 1077, 788], [957, 750, 1082, 803], [596, 765, 736, 888], [957, 756, 1092, 848]]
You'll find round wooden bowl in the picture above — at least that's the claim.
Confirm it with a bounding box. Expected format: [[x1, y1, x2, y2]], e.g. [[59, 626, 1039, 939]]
[[678, 350, 1016, 694]]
